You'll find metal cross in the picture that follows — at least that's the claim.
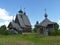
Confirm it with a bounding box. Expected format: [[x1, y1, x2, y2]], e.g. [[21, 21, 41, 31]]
[[45, 8, 46, 13], [24, 8, 25, 12]]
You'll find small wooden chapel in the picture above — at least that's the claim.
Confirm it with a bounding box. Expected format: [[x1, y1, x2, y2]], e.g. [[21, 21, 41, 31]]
[[35, 13, 57, 36]]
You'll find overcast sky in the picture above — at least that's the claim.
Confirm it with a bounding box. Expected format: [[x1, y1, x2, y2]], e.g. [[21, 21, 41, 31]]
[[0, 0, 60, 28]]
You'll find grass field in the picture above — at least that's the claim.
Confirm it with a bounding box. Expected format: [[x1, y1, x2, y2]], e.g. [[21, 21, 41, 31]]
[[0, 34, 60, 45]]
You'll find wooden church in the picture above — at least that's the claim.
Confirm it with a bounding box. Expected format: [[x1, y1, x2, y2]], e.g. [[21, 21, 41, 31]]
[[8, 9, 32, 34], [35, 13, 57, 36]]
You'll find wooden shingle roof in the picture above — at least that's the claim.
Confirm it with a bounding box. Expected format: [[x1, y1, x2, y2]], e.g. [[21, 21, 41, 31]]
[[36, 13, 56, 27], [15, 10, 31, 27], [39, 18, 56, 27], [9, 22, 22, 31]]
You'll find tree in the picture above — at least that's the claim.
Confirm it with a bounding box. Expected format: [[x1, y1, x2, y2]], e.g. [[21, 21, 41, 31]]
[[54, 23, 59, 30], [0, 25, 6, 29], [33, 21, 39, 33], [54, 23, 59, 35], [0, 25, 8, 35], [48, 23, 59, 36]]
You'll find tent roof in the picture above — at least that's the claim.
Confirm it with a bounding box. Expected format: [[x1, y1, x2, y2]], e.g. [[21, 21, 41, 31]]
[[21, 14, 31, 26], [15, 12, 31, 27], [16, 14, 26, 27]]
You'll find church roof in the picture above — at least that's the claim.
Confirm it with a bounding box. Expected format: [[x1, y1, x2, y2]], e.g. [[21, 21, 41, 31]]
[[15, 14, 26, 27], [36, 13, 56, 27], [9, 22, 22, 31], [21, 14, 31, 26], [15, 10, 31, 27], [39, 18, 56, 27]]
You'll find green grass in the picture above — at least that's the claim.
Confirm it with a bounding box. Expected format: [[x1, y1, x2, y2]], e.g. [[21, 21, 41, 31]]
[[0, 34, 60, 45]]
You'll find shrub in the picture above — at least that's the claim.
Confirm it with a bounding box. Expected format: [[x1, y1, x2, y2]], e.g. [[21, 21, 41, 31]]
[[33, 28, 37, 33], [57, 30, 60, 35], [48, 30, 55, 36], [48, 30, 60, 36]]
